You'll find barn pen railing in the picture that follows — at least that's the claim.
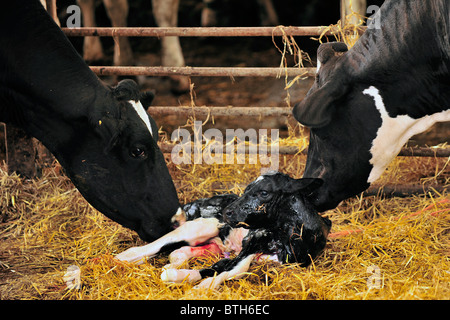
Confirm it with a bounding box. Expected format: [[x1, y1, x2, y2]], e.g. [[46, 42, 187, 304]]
[[61, 26, 449, 196], [61, 26, 353, 37], [62, 26, 352, 78]]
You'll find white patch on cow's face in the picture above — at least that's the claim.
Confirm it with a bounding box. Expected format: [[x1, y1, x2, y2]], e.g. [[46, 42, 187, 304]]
[[316, 60, 321, 73], [363, 86, 450, 183], [128, 100, 153, 137]]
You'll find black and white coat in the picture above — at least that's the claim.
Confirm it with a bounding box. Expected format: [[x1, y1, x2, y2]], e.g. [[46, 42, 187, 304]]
[[293, 0, 450, 212], [0, 1, 180, 242]]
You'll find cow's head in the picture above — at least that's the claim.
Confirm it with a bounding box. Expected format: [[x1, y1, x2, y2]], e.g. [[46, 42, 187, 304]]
[[59, 80, 180, 242], [292, 42, 383, 212]]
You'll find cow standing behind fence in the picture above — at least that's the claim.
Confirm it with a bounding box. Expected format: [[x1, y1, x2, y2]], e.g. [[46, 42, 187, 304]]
[[77, 0, 189, 93]]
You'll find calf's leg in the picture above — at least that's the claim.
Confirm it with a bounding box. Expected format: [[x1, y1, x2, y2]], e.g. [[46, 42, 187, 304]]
[[195, 254, 256, 290], [161, 253, 256, 290], [115, 218, 222, 264], [163, 238, 223, 269]]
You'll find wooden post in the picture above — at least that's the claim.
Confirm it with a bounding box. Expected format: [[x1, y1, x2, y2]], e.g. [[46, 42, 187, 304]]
[[340, 0, 367, 27]]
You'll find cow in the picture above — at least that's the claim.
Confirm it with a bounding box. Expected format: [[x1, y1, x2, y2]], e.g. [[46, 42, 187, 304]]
[[293, 0, 450, 212], [0, 0, 181, 242], [77, 0, 279, 93], [77, 0, 190, 93], [116, 172, 331, 289]]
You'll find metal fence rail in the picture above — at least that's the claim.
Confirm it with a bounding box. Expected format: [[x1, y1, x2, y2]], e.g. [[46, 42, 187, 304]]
[[62, 26, 366, 37], [64, 26, 324, 77], [90, 66, 315, 77], [158, 142, 450, 158], [149, 106, 292, 117]]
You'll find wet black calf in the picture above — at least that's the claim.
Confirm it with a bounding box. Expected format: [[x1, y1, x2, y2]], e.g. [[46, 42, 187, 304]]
[[116, 172, 331, 289], [222, 172, 331, 266]]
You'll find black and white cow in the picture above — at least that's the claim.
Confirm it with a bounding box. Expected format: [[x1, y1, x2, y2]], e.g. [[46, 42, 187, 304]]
[[116, 172, 331, 289], [293, 0, 450, 212], [0, 1, 180, 242]]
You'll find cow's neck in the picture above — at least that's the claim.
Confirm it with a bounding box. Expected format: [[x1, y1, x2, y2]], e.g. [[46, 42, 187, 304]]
[[347, 0, 450, 118], [0, 1, 107, 152]]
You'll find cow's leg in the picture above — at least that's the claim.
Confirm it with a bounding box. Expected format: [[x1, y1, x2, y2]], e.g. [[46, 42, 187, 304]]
[[115, 218, 222, 264], [77, 0, 105, 62], [151, 0, 189, 93], [201, 0, 217, 27], [103, 0, 134, 67], [257, 0, 279, 26], [41, 0, 61, 25], [163, 238, 223, 269]]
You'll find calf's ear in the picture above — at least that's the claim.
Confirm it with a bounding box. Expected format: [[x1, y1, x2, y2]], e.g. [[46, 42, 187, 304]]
[[285, 178, 324, 195]]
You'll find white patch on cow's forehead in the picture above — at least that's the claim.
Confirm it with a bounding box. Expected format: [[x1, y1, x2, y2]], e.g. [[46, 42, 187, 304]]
[[128, 100, 153, 137], [363, 86, 450, 184], [316, 60, 321, 73]]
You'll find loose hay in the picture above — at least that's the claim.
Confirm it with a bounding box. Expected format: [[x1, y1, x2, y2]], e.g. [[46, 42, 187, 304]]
[[0, 133, 449, 300]]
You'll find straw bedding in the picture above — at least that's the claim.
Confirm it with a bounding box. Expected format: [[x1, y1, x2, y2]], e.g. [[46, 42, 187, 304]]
[[0, 129, 448, 300]]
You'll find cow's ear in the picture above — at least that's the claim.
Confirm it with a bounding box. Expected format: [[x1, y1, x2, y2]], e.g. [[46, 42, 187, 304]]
[[293, 42, 349, 128], [292, 77, 349, 128], [113, 79, 140, 101], [284, 178, 324, 195], [317, 42, 348, 65], [140, 91, 155, 109]]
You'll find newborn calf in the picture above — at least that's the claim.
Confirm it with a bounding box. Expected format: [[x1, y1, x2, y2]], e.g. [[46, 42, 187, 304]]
[[116, 172, 331, 289]]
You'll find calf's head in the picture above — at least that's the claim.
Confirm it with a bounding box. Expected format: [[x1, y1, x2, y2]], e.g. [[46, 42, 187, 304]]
[[223, 172, 331, 264], [58, 80, 180, 242], [292, 42, 382, 212]]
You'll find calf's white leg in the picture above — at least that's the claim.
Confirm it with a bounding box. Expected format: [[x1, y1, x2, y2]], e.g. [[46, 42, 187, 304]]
[[193, 254, 256, 290], [161, 254, 256, 290], [115, 218, 222, 264]]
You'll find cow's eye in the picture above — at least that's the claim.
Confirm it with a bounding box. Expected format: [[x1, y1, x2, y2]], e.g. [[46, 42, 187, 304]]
[[130, 147, 146, 159]]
